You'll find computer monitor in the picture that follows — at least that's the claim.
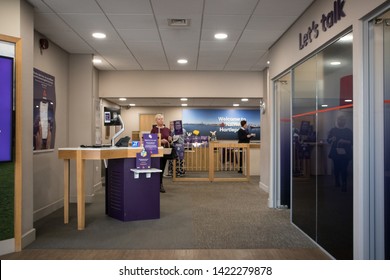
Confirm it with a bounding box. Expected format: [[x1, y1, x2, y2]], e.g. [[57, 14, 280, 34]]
[[0, 56, 14, 162]]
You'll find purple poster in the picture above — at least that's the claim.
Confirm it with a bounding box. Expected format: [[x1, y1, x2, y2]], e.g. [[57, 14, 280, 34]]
[[0, 56, 13, 162], [173, 120, 183, 135], [143, 133, 158, 154], [33, 68, 56, 151], [136, 150, 151, 169]]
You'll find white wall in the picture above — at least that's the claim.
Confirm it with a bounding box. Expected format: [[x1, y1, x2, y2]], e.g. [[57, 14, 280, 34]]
[[68, 54, 101, 202], [259, 69, 270, 193], [20, 0, 35, 249], [32, 32, 69, 221], [99, 70, 263, 98], [92, 68, 102, 191], [269, 0, 388, 79], [0, 0, 20, 37]]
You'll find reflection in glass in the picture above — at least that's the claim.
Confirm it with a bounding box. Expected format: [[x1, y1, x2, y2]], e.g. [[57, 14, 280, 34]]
[[326, 115, 353, 191], [292, 55, 317, 240], [291, 32, 353, 259]]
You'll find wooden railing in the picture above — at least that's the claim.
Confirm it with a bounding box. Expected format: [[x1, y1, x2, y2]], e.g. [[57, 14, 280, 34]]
[[172, 142, 250, 182]]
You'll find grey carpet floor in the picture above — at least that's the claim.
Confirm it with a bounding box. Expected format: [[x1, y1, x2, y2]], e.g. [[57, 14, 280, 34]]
[[27, 177, 316, 250]]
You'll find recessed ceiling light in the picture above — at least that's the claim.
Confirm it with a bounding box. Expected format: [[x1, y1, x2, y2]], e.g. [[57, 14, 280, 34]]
[[241, 98, 249, 102], [321, 104, 328, 107], [267, 61, 270, 65], [345, 99, 353, 103], [129, 103, 136, 106], [330, 61, 341, 65], [181, 103, 188, 107], [92, 32, 106, 39], [214, 33, 228, 39], [92, 58, 102, 64], [177, 59, 188, 64], [119, 98, 127, 101], [180, 98, 188, 101], [233, 103, 240, 107]]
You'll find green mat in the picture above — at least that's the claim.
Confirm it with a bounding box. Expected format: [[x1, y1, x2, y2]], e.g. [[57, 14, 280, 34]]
[[0, 162, 14, 240]]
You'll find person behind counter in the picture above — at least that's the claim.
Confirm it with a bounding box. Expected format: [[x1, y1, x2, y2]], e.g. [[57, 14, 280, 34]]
[[151, 113, 172, 193], [237, 120, 254, 173]]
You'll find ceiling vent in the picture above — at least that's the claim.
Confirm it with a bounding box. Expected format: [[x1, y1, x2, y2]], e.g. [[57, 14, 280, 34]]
[[168, 18, 191, 27]]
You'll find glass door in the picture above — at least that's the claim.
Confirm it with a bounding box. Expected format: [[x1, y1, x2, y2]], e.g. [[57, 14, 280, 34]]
[[384, 14, 390, 262], [291, 56, 318, 240], [385, 16, 390, 261], [370, 10, 390, 260], [291, 32, 353, 259]]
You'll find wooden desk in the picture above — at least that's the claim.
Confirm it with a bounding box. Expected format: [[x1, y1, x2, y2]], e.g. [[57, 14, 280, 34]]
[[58, 147, 163, 230]]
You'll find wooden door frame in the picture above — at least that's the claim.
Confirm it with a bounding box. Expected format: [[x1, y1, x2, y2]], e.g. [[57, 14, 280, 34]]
[[0, 34, 22, 251]]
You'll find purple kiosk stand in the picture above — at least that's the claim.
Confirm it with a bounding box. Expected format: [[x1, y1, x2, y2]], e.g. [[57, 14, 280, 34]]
[[106, 157, 162, 221]]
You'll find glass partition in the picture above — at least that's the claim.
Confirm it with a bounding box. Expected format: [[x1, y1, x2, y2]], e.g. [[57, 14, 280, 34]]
[[368, 10, 390, 260], [292, 56, 318, 240], [384, 16, 390, 260], [316, 35, 353, 259], [291, 32, 353, 259]]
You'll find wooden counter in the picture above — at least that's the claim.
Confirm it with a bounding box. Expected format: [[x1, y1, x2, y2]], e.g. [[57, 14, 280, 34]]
[[58, 147, 163, 230]]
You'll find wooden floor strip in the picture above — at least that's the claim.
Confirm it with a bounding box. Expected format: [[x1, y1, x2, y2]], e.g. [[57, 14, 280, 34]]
[[1, 248, 331, 260]]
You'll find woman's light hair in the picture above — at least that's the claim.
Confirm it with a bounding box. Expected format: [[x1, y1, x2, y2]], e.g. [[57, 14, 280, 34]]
[[155, 113, 164, 120]]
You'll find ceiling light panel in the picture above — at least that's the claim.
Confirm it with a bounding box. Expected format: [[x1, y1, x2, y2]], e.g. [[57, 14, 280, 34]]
[[117, 29, 160, 43], [108, 14, 156, 30], [200, 29, 241, 42], [28, 0, 314, 71], [177, 59, 188, 64], [92, 32, 106, 39], [214, 33, 228, 39], [59, 14, 113, 31], [204, 0, 258, 14], [253, 0, 313, 16], [202, 14, 250, 30], [41, 0, 102, 13], [151, 0, 203, 15], [97, 0, 152, 14]]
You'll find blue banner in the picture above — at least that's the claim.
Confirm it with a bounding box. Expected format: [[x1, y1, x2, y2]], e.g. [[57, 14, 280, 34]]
[[182, 109, 261, 141]]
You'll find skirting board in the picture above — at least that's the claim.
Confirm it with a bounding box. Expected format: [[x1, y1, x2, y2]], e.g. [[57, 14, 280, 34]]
[[70, 182, 103, 203], [22, 228, 36, 250], [0, 238, 15, 256], [260, 181, 269, 193], [33, 198, 63, 222]]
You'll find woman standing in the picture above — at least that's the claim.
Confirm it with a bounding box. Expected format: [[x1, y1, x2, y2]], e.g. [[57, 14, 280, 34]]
[[150, 113, 172, 193]]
